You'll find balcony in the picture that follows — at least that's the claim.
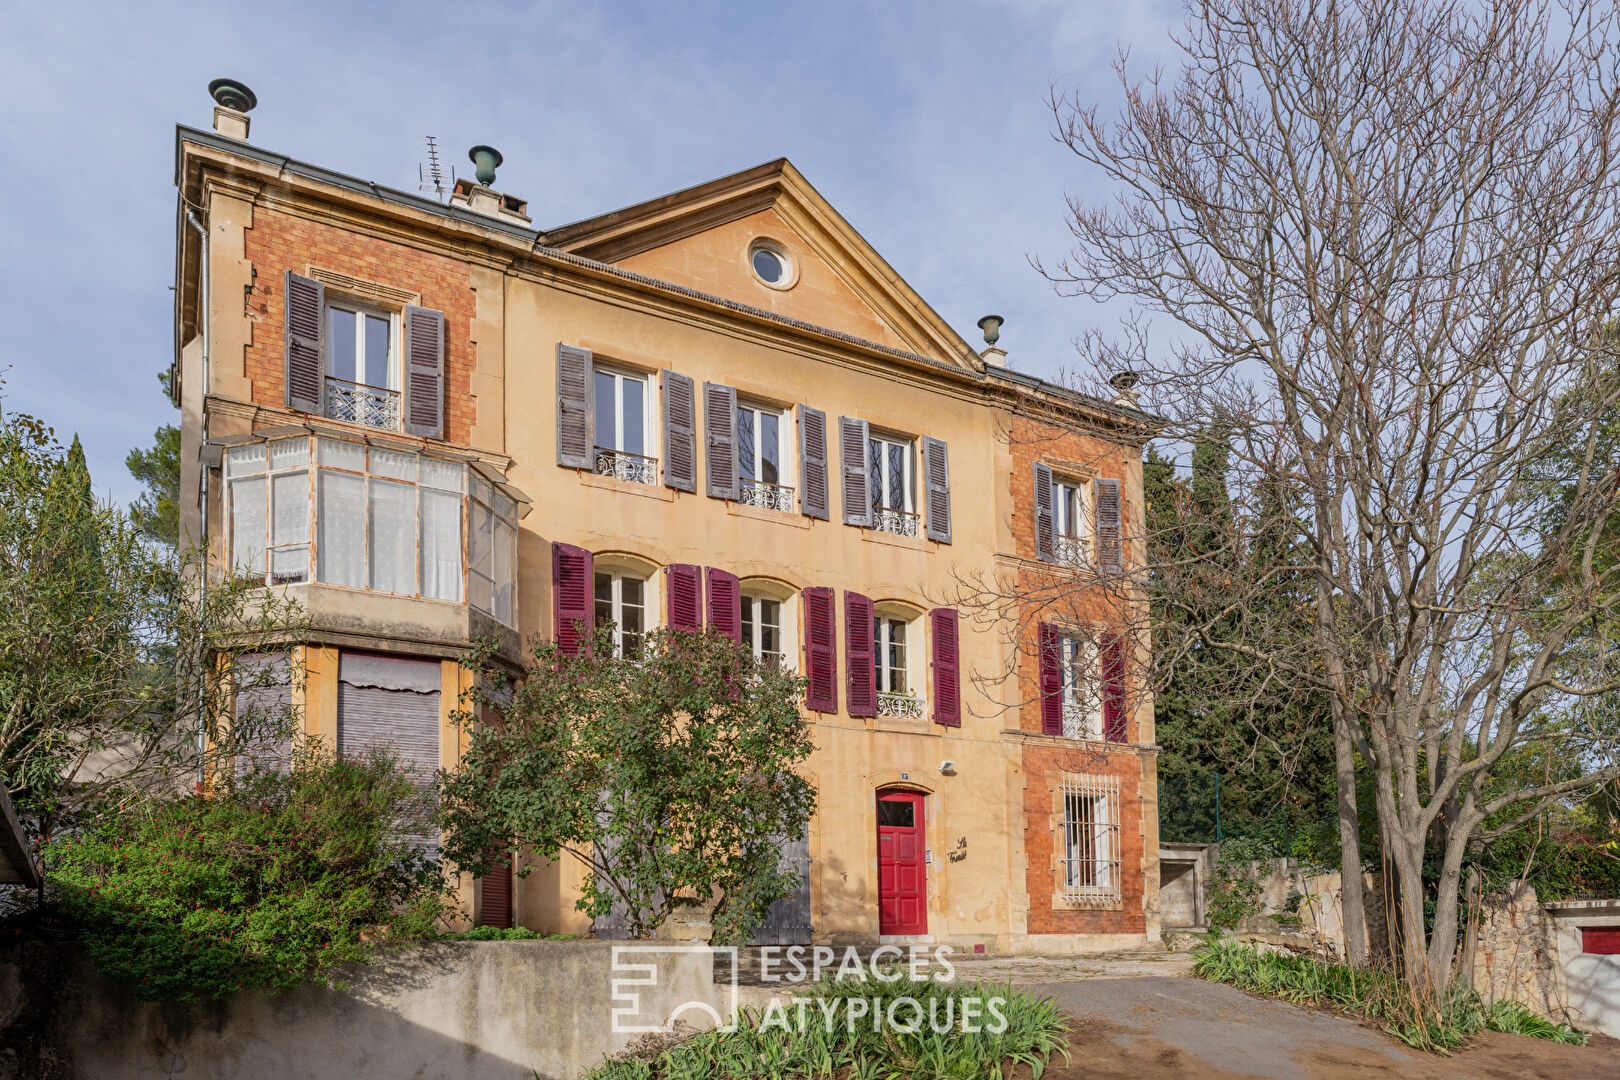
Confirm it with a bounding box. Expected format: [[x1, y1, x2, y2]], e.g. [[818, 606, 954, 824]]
[[1055, 534, 1088, 568], [872, 507, 920, 538], [740, 479, 795, 513], [324, 377, 400, 431], [594, 447, 658, 486], [1062, 700, 1092, 740], [877, 691, 926, 720]]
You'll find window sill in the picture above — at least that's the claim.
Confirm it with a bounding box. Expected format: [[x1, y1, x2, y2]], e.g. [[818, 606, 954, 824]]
[[577, 470, 676, 502], [1050, 895, 1125, 912], [873, 713, 934, 736], [859, 527, 932, 553], [726, 501, 810, 528]]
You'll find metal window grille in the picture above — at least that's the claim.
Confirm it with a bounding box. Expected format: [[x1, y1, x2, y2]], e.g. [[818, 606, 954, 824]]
[[1061, 773, 1121, 905]]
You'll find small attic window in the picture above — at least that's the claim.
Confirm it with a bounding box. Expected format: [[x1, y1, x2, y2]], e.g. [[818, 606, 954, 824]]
[[749, 239, 795, 289]]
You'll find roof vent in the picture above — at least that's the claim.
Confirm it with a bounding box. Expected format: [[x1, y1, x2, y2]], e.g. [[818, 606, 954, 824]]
[[208, 78, 257, 141]]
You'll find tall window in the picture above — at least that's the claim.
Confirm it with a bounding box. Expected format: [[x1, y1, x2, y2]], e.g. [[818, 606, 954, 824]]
[[325, 301, 398, 430], [228, 439, 309, 585], [1061, 773, 1120, 904], [1053, 477, 1087, 565], [737, 402, 792, 511], [1058, 632, 1101, 740], [594, 570, 647, 656], [869, 432, 916, 537], [741, 594, 783, 668], [874, 615, 909, 694], [593, 366, 654, 484]]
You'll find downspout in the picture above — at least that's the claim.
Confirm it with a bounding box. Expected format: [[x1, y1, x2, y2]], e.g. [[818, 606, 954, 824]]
[[185, 207, 209, 785]]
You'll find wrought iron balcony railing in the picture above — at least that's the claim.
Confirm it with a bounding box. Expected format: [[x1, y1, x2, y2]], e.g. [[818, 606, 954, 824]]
[[1054, 534, 1088, 568], [1061, 700, 1092, 740], [872, 506, 921, 538], [324, 377, 400, 431], [877, 691, 926, 720], [740, 479, 795, 513], [594, 447, 658, 486]]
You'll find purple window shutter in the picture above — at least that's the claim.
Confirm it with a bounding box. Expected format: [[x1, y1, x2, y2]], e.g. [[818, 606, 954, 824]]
[[838, 417, 872, 527], [662, 370, 697, 492], [1033, 462, 1055, 562], [552, 542, 594, 654], [922, 436, 951, 544], [706, 568, 741, 642], [930, 608, 961, 727], [844, 592, 876, 718], [556, 344, 594, 468], [1102, 632, 1127, 741], [798, 405, 829, 520], [283, 270, 325, 413], [402, 305, 446, 439], [1094, 477, 1123, 573], [802, 587, 838, 713], [1038, 623, 1063, 735], [667, 564, 704, 632], [704, 382, 739, 499]]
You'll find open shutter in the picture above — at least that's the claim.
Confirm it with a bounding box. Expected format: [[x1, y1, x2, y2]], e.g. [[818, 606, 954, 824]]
[[1094, 477, 1123, 573], [1033, 462, 1055, 562], [705, 568, 741, 641], [839, 417, 872, 527], [930, 608, 961, 726], [1038, 623, 1063, 735], [667, 564, 703, 632], [802, 587, 838, 713], [844, 592, 876, 718], [662, 370, 697, 492], [922, 436, 951, 544], [551, 542, 594, 654], [1101, 632, 1127, 741], [556, 344, 594, 468], [284, 270, 325, 413], [798, 405, 830, 520], [704, 382, 739, 499], [402, 305, 446, 439]]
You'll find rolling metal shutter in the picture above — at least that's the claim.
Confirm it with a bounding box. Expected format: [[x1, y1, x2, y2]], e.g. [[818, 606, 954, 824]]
[[338, 652, 441, 845]]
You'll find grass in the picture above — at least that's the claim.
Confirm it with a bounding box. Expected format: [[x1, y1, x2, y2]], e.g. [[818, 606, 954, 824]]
[[583, 977, 1071, 1080], [1192, 939, 1585, 1052]]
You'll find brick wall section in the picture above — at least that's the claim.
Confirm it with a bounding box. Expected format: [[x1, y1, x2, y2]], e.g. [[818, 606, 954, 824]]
[[1021, 743, 1146, 935], [241, 206, 478, 446]]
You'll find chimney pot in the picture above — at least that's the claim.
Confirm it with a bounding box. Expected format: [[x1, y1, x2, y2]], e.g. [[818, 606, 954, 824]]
[[208, 78, 256, 141]]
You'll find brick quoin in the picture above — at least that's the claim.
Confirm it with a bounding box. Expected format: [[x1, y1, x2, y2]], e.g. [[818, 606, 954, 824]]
[[242, 207, 479, 446]]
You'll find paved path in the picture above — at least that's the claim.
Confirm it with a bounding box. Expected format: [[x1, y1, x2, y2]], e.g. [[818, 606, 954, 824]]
[[948, 949, 1195, 984]]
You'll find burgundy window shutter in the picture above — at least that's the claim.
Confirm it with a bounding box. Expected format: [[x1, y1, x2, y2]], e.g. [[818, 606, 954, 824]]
[[1038, 623, 1063, 735], [477, 854, 514, 928], [922, 436, 951, 544], [402, 305, 446, 439], [844, 592, 876, 718], [798, 405, 830, 520], [551, 542, 594, 654], [930, 608, 961, 726], [1094, 477, 1123, 573], [1033, 462, 1056, 562], [662, 370, 697, 492], [556, 344, 594, 468], [667, 564, 704, 632], [704, 382, 740, 499], [838, 417, 872, 527], [1101, 632, 1127, 741], [283, 270, 325, 413], [705, 568, 741, 641], [802, 587, 838, 713]]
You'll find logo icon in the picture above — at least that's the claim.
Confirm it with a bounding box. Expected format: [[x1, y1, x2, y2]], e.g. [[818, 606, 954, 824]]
[[610, 945, 740, 1034]]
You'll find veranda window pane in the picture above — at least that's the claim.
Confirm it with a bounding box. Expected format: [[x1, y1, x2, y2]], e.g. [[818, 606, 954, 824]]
[[271, 472, 309, 547], [231, 477, 266, 579], [268, 438, 309, 471], [420, 488, 462, 602], [270, 546, 308, 585], [226, 444, 265, 477], [318, 437, 366, 472], [317, 470, 366, 588], [494, 519, 515, 625], [369, 478, 417, 595], [469, 501, 493, 579], [420, 457, 464, 492], [371, 447, 416, 482]]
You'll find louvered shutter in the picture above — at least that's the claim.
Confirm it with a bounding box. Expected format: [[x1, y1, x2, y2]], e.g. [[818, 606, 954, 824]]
[[844, 592, 876, 718], [930, 608, 961, 727], [1037, 623, 1063, 735], [478, 856, 514, 928], [402, 305, 446, 439], [922, 437, 951, 544], [551, 542, 594, 654], [838, 417, 872, 527], [802, 587, 838, 713], [662, 370, 697, 492], [667, 564, 703, 632], [1094, 477, 1123, 573], [706, 568, 741, 642], [284, 271, 325, 413], [798, 405, 830, 520], [704, 382, 739, 499], [1101, 632, 1127, 741], [556, 344, 594, 468], [1033, 462, 1056, 562]]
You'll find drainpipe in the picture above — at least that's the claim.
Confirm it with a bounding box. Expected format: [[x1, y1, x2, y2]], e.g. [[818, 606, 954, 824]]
[[185, 207, 210, 785]]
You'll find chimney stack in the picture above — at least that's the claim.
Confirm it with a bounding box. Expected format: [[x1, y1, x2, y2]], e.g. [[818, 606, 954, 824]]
[[976, 314, 1007, 368], [208, 78, 256, 141], [448, 145, 532, 226]]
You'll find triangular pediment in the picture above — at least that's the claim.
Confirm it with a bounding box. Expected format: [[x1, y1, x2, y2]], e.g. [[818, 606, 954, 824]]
[[542, 160, 982, 370]]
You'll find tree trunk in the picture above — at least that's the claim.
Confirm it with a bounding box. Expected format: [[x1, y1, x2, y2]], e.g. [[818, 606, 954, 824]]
[[1330, 708, 1369, 966]]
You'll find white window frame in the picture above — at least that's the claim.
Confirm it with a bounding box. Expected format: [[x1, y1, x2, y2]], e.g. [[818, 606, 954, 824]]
[[326, 298, 399, 392], [593, 365, 655, 458], [1060, 772, 1121, 905], [873, 604, 924, 718], [1058, 631, 1103, 740], [868, 432, 914, 514], [226, 439, 310, 587], [741, 592, 786, 668], [736, 400, 794, 508], [594, 567, 657, 657]]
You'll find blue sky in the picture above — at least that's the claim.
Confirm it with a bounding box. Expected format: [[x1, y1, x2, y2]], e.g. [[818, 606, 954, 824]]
[[0, 0, 1181, 506]]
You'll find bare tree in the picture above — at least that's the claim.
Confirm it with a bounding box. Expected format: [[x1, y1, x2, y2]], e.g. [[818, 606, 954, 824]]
[[1028, 0, 1620, 985]]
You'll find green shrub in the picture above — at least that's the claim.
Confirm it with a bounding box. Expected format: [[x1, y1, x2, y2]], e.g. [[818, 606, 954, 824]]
[[446, 926, 581, 941], [44, 745, 453, 1002]]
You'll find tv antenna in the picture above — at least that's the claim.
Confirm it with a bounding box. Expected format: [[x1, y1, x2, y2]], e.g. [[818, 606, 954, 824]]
[[418, 135, 454, 201]]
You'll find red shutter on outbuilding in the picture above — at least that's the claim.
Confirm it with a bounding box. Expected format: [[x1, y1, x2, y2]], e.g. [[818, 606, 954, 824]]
[[706, 568, 741, 642], [844, 592, 876, 718], [551, 543, 594, 654], [930, 608, 961, 727], [803, 587, 838, 713], [1038, 623, 1063, 735], [478, 854, 514, 929], [1102, 632, 1127, 741], [667, 564, 703, 632]]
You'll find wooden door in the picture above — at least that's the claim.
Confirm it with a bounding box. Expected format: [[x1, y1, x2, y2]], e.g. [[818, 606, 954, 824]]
[[877, 791, 926, 935]]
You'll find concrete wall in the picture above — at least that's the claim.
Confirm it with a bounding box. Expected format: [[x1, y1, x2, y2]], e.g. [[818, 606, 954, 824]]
[[0, 940, 722, 1080]]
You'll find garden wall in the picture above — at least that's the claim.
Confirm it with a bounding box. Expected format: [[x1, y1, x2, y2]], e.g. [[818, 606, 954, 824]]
[[0, 939, 723, 1080]]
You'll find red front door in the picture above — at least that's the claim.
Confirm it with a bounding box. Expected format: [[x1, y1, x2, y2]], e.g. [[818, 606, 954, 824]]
[[877, 791, 926, 935]]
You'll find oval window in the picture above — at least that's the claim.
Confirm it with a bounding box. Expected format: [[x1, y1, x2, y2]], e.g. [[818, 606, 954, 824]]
[[749, 240, 793, 288]]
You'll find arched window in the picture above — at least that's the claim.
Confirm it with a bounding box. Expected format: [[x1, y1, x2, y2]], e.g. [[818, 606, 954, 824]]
[[739, 578, 798, 670]]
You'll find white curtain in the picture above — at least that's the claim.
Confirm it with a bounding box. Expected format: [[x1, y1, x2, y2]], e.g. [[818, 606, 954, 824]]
[[270, 471, 309, 583], [493, 518, 515, 624], [317, 470, 366, 588], [419, 488, 462, 602], [230, 477, 266, 579], [1094, 795, 1114, 890], [369, 478, 417, 596]]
